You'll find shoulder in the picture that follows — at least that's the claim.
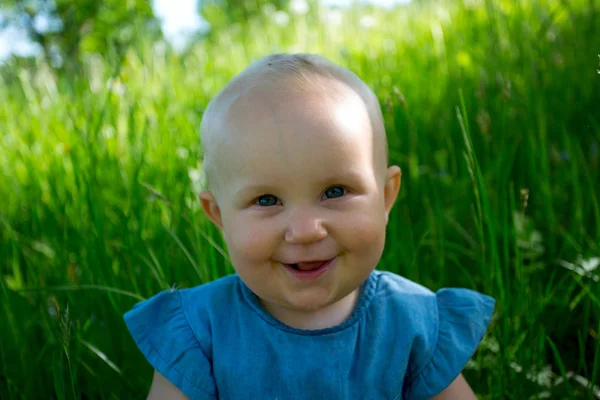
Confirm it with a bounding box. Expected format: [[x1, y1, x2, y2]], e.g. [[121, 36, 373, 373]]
[[177, 274, 242, 310], [370, 271, 440, 361], [371, 270, 438, 319], [371, 270, 494, 322], [373, 270, 496, 400], [374, 270, 435, 295], [124, 274, 241, 333], [123, 275, 242, 399], [125, 274, 243, 348]]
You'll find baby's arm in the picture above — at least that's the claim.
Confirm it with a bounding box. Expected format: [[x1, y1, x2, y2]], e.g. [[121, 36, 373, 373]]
[[430, 374, 477, 400], [147, 370, 190, 400]]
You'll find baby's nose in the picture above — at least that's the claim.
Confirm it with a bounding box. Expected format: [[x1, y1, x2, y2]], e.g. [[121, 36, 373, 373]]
[[284, 212, 327, 244]]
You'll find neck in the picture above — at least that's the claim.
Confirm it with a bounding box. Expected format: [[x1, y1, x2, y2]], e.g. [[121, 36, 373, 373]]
[[260, 289, 360, 331]]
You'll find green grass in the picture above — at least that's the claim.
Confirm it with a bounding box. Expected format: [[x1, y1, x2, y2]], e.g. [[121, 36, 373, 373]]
[[1, 0, 599, 398]]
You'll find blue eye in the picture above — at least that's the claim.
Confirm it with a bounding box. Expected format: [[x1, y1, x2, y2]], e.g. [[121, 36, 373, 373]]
[[256, 195, 279, 207], [324, 186, 346, 199]]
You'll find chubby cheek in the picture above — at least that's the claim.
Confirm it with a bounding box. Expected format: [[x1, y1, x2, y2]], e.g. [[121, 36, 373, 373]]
[[222, 214, 280, 265], [338, 206, 387, 258]]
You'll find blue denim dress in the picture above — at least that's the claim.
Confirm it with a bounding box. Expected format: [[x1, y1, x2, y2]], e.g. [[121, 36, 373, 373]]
[[124, 270, 494, 400]]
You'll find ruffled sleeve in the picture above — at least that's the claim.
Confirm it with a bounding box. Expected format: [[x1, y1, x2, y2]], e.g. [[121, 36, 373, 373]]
[[124, 290, 217, 400], [403, 288, 495, 400]]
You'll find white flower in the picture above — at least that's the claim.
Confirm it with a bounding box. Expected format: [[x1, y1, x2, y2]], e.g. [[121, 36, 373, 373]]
[[188, 166, 205, 194], [289, 0, 309, 15], [359, 15, 376, 29], [188, 167, 202, 183], [106, 77, 126, 96], [580, 256, 599, 272], [526, 365, 553, 388], [185, 197, 201, 211], [261, 3, 276, 16], [272, 11, 290, 27], [176, 147, 189, 160], [557, 255, 600, 282], [102, 126, 115, 140], [509, 362, 523, 373], [435, 5, 450, 22], [324, 9, 343, 26]]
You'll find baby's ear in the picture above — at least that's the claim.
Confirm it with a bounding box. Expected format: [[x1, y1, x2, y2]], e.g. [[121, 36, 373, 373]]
[[199, 190, 224, 229], [383, 166, 402, 224]]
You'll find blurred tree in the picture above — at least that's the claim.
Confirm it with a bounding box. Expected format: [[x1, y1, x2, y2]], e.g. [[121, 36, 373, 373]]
[[0, 0, 160, 69], [200, 0, 289, 33]]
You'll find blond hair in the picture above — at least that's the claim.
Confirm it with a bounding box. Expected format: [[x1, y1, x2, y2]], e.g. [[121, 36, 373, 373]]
[[200, 53, 387, 191]]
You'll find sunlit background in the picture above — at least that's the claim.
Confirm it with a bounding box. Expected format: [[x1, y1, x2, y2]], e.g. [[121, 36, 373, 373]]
[[0, 0, 410, 60], [0, 0, 599, 398]]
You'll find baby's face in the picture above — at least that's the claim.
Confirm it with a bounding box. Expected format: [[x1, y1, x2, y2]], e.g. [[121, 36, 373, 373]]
[[200, 79, 401, 327]]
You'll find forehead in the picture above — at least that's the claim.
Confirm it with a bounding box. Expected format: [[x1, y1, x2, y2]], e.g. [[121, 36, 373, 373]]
[[214, 81, 376, 185]]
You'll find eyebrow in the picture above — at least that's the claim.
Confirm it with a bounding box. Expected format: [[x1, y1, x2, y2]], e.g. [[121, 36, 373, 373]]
[[235, 184, 278, 199], [316, 169, 364, 186]]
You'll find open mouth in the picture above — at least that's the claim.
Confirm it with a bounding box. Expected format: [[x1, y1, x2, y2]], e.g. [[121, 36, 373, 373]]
[[288, 261, 329, 271], [283, 258, 336, 280]]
